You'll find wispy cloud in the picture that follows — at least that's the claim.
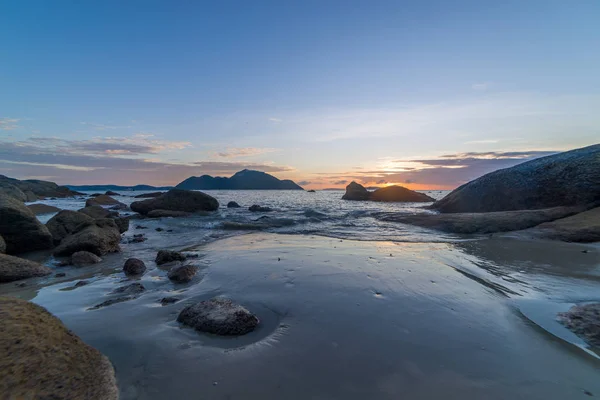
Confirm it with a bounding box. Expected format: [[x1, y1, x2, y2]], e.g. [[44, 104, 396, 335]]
[[269, 117, 282, 123], [215, 147, 279, 158], [0, 118, 20, 131], [471, 82, 492, 91]]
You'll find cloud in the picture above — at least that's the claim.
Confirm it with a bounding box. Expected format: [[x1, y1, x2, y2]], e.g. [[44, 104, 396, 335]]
[[268, 118, 282, 123], [297, 180, 312, 186], [471, 82, 492, 91], [333, 180, 348, 185], [0, 118, 20, 130], [215, 147, 279, 158], [464, 139, 499, 144]]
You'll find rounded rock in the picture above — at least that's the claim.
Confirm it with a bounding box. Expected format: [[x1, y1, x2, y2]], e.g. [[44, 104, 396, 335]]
[[177, 298, 259, 336], [71, 251, 102, 266], [123, 258, 146, 275], [167, 264, 198, 283]]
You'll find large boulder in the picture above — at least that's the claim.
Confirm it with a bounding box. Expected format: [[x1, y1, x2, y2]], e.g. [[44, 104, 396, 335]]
[[53, 219, 121, 257], [85, 195, 123, 208], [342, 182, 433, 202], [177, 298, 259, 336], [78, 205, 118, 219], [432, 144, 600, 213], [518, 207, 600, 242], [27, 203, 61, 215], [0, 235, 5, 254], [131, 189, 219, 215], [0, 253, 53, 282], [46, 210, 94, 245], [0, 297, 118, 399], [0, 194, 53, 254]]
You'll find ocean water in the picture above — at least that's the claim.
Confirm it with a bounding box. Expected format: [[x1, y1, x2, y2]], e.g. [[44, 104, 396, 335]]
[[33, 189, 456, 244]]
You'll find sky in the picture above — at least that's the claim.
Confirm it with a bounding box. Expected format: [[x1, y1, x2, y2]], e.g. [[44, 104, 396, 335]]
[[1, 1, 599, 190]]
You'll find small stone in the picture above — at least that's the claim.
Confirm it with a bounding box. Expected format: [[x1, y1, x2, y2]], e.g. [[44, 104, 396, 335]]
[[156, 227, 164, 232], [123, 258, 146, 276], [227, 201, 241, 208], [135, 225, 148, 229], [249, 204, 272, 212], [177, 298, 259, 336], [160, 297, 180, 305], [55, 272, 66, 278], [75, 280, 89, 287], [71, 251, 102, 267], [156, 250, 186, 265], [111, 282, 145, 295], [168, 264, 198, 283]]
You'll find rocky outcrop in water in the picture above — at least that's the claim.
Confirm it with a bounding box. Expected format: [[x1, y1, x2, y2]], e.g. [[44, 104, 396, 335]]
[[85, 195, 124, 208], [168, 264, 198, 283], [131, 189, 219, 215], [27, 203, 61, 215], [177, 298, 259, 336], [0, 297, 118, 399], [342, 182, 434, 202], [227, 201, 241, 208], [105, 191, 120, 196], [156, 250, 186, 265], [432, 144, 600, 213], [558, 303, 600, 347], [176, 169, 303, 190], [0, 175, 81, 201], [0, 254, 53, 282], [249, 204, 272, 212], [54, 219, 121, 257], [134, 191, 164, 198], [0, 194, 54, 254], [71, 251, 103, 266], [123, 258, 146, 275], [46, 210, 94, 245]]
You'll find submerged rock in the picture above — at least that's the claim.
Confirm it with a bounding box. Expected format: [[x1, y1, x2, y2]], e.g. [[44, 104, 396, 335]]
[[558, 303, 600, 347], [177, 298, 259, 336], [131, 189, 219, 215], [27, 203, 61, 215], [432, 144, 600, 213], [111, 282, 145, 295], [71, 251, 102, 266], [156, 250, 186, 265], [0, 253, 53, 282], [46, 210, 94, 245], [0, 194, 54, 254], [249, 204, 272, 212], [227, 201, 241, 208], [53, 219, 121, 257], [85, 195, 124, 208], [123, 258, 146, 275], [0, 297, 118, 399], [89, 296, 135, 310], [160, 296, 180, 305], [342, 182, 434, 202], [168, 264, 198, 283]]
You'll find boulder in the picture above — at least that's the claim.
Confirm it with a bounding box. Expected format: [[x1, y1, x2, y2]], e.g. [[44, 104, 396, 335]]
[[155, 250, 186, 265], [113, 217, 130, 233], [130, 189, 219, 215], [0, 235, 5, 254], [0, 184, 27, 202], [147, 209, 191, 218], [558, 303, 600, 347], [177, 298, 259, 336], [0, 253, 53, 282], [111, 282, 145, 295], [123, 258, 146, 275], [46, 210, 94, 245], [23, 190, 38, 202], [0, 175, 80, 200], [133, 191, 164, 198], [105, 191, 120, 196], [518, 207, 600, 242], [85, 195, 124, 208], [249, 204, 272, 212], [109, 203, 129, 211], [71, 251, 102, 266], [432, 144, 600, 213], [0, 297, 118, 399], [0, 194, 53, 254], [27, 203, 61, 215], [375, 206, 587, 235], [167, 264, 198, 283], [78, 205, 118, 219], [342, 182, 434, 202], [227, 201, 241, 208], [53, 219, 121, 257]]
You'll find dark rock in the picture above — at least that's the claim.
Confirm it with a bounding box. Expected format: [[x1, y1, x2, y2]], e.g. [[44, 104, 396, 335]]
[[111, 282, 145, 295], [55, 272, 66, 278], [167, 264, 198, 283], [78, 205, 118, 219], [147, 209, 192, 218], [135, 225, 148, 229], [249, 204, 273, 212], [75, 280, 89, 287], [53, 219, 121, 257], [375, 206, 587, 235], [160, 297, 180, 305], [432, 144, 600, 213], [85, 195, 124, 208], [0, 253, 53, 282], [558, 303, 600, 347], [0, 184, 27, 201], [109, 203, 129, 211], [227, 201, 241, 208], [127, 234, 147, 244], [0, 235, 5, 254], [105, 191, 120, 196], [131, 189, 219, 215], [156, 250, 186, 265], [123, 258, 146, 275], [134, 191, 164, 198], [0, 194, 54, 254], [113, 216, 130, 233], [177, 298, 259, 336], [71, 251, 102, 266], [27, 203, 61, 215], [156, 227, 164, 232], [518, 207, 600, 242], [342, 181, 434, 202], [46, 210, 94, 245], [88, 296, 135, 310], [0, 297, 118, 399], [90, 193, 102, 197], [307, 189, 316, 193], [0, 174, 81, 200], [176, 169, 303, 190]]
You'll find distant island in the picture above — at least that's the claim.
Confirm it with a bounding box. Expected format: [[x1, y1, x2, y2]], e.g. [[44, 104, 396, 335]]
[[66, 184, 173, 192], [176, 169, 304, 190]]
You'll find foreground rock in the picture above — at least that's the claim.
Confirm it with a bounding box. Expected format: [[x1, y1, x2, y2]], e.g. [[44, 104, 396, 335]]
[[71, 251, 102, 266], [46, 210, 94, 244], [123, 258, 146, 275], [0, 253, 53, 282], [78, 205, 118, 219], [131, 189, 219, 215], [54, 219, 121, 257], [27, 203, 61, 215], [227, 201, 241, 208], [177, 298, 259, 336], [342, 182, 434, 202], [375, 206, 586, 234], [432, 144, 600, 213], [156, 250, 186, 265], [0, 297, 118, 399], [167, 264, 198, 283], [0, 194, 53, 254], [517, 207, 600, 242], [558, 303, 600, 347]]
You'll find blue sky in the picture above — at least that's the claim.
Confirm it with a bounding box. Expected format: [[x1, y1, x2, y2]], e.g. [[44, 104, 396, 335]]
[[1, 0, 599, 188]]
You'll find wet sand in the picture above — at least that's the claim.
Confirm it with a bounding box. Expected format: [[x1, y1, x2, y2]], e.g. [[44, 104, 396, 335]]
[[2, 233, 600, 399]]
